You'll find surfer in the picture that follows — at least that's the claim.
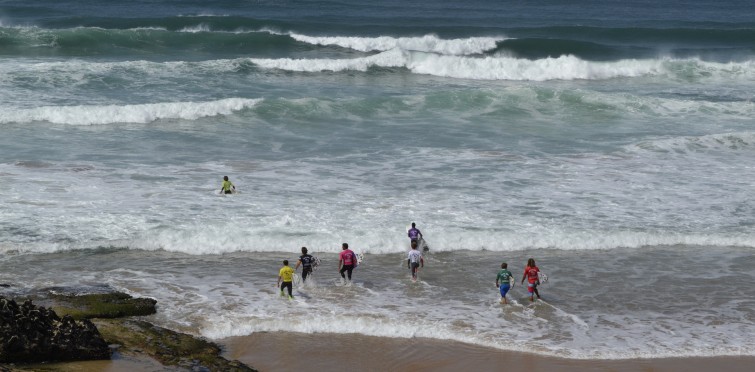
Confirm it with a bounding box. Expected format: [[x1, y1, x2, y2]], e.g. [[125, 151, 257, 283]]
[[495, 262, 514, 304], [219, 175, 236, 194], [295, 246, 315, 283], [407, 222, 423, 244], [338, 243, 357, 283], [277, 259, 295, 300], [521, 258, 541, 302], [407, 240, 424, 281]]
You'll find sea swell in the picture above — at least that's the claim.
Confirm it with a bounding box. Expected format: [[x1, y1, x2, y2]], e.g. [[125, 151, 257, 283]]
[[3, 20, 754, 61], [2, 89, 753, 125]]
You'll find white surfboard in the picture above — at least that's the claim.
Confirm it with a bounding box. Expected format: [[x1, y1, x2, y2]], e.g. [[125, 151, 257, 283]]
[[311, 256, 321, 272], [538, 272, 548, 284]]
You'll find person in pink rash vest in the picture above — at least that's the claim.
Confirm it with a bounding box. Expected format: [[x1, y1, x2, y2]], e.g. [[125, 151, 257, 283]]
[[338, 242, 357, 282]]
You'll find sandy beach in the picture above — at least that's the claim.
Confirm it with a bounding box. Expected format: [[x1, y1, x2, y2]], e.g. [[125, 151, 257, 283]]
[[18, 330, 755, 371], [221, 332, 755, 372]]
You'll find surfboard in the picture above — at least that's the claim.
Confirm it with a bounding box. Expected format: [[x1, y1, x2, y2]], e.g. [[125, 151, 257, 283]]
[[508, 276, 515, 288], [311, 256, 321, 272], [418, 237, 430, 252], [538, 272, 548, 284], [292, 273, 301, 287]]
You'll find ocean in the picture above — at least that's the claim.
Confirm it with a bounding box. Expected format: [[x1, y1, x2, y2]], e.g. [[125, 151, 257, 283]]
[[1, 0, 754, 361]]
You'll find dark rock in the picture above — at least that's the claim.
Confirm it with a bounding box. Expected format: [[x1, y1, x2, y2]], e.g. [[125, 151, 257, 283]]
[[0, 296, 110, 363]]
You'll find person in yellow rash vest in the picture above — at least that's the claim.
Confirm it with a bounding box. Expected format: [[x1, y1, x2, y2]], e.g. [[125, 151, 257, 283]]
[[277, 260, 295, 299], [220, 175, 236, 194]]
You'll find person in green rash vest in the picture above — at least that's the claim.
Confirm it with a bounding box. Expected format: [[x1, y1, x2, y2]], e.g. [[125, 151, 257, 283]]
[[496, 262, 514, 304], [220, 175, 236, 194]]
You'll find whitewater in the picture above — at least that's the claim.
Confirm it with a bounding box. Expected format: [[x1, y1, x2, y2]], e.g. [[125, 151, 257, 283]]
[[1, 0, 755, 362]]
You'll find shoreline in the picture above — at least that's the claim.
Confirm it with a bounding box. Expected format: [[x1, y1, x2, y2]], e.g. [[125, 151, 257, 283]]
[[220, 332, 755, 372]]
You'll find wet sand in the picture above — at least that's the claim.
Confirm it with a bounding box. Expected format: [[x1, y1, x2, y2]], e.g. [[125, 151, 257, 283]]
[[11, 331, 755, 371], [221, 332, 755, 372]]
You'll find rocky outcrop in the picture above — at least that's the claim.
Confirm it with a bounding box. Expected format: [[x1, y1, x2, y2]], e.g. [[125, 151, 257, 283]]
[[94, 319, 256, 371], [0, 296, 110, 363], [47, 292, 157, 319], [0, 288, 255, 372], [0, 290, 255, 371]]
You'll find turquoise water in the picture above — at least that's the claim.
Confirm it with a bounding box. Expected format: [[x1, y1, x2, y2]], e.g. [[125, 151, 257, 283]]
[[1, 0, 754, 359]]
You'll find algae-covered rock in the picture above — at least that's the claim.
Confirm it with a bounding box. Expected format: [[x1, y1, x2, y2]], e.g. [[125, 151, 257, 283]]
[[49, 292, 157, 319], [0, 296, 110, 363], [1, 289, 256, 371], [94, 319, 256, 371]]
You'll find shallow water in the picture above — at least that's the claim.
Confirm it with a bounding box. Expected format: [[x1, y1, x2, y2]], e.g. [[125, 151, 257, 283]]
[[2, 246, 753, 359]]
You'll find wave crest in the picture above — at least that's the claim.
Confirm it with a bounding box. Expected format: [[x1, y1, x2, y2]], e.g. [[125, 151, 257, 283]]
[[0, 98, 261, 125], [249, 51, 664, 81], [288, 33, 504, 55]]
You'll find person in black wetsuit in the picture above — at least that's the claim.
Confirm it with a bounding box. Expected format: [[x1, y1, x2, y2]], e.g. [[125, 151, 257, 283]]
[[295, 246, 315, 282]]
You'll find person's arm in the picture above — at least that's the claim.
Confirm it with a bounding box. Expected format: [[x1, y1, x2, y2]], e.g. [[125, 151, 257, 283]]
[[295, 260, 301, 271], [420, 256, 424, 268], [338, 256, 343, 271], [496, 274, 500, 288], [521, 270, 527, 284], [418, 229, 423, 238], [277, 273, 282, 287]]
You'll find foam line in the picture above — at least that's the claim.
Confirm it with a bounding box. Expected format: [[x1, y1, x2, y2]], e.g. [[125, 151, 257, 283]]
[[0, 98, 261, 125]]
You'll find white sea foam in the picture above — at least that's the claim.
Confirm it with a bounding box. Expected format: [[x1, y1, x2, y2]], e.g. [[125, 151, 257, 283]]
[[250, 52, 747, 81], [406, 53, 663, 80], [144, 229, 755, 254], [288, 33, 504, 55], [2, 55, 753, 86], [248, 48, 406, 72], [246, 51, 755, 81], [179, 24, 212, 33], [130, 27, 169, 32], [0, 98, 261, 125], [624, 131, 755, 154], [4, 223, 747, 256]]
